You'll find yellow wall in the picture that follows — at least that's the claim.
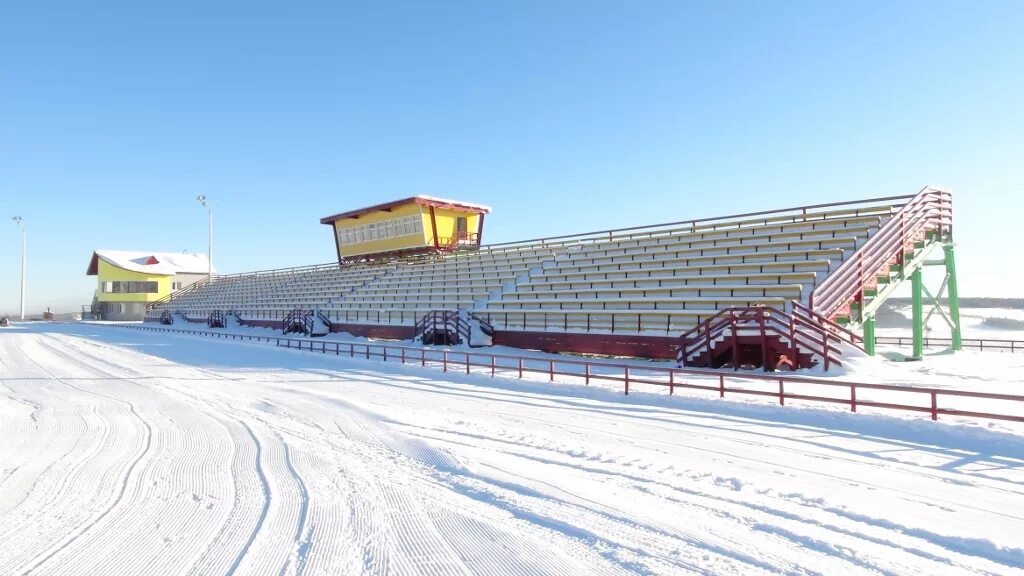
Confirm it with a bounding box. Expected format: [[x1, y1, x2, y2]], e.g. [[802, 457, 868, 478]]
[[331, 202, 484, 258], [427, 209, 481, 245], [95, 259, 172, 303], [333, 203, 429, 258]]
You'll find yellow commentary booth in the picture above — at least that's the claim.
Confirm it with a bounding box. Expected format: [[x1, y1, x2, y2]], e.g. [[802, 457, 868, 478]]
[[320, 196, 491, 262]]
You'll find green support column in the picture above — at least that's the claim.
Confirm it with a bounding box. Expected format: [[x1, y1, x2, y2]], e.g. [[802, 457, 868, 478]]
[[911, 267, 924, 359], [863, 315, 876, 356], [944, 244, 963, 351]]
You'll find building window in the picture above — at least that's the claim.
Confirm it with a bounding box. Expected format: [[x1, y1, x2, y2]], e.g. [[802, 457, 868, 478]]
[[102, 281, 159, 294], [172, 282, 182, 291], [337, 215, 426, 246]]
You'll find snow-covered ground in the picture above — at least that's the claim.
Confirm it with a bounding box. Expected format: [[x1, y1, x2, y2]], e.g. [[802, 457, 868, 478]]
[[2, 323, 1023, 575], [876, 304, 1024, 342]]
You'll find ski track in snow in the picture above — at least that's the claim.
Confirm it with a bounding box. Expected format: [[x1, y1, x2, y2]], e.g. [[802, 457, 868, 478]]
[[1, 323, 1023, 575]]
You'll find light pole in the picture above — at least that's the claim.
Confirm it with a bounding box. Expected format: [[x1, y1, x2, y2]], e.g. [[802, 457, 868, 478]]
[[11, 216, 25, 320], [196, 196, 213, 279]]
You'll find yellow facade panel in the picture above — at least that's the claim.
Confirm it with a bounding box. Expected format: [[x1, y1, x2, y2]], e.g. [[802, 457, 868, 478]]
[[333, 203, 431, 258], [94, 259, 172, 303]]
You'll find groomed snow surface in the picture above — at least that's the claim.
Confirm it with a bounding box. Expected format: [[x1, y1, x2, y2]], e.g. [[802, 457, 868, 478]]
[[1, 324, 1023, 575]]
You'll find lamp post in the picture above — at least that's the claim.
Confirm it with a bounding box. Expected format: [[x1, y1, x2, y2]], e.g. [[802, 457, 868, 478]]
[[196, 196, 212, 279], [11, 216, 25, 320]]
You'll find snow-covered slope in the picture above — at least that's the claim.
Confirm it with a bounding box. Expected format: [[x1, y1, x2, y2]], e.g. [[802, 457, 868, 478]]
[[876, 301, 1024, 341], [1, 324, 1023, 575]]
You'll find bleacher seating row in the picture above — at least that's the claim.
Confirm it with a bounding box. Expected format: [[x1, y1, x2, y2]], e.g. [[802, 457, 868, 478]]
[[149, 200, 903, 336]]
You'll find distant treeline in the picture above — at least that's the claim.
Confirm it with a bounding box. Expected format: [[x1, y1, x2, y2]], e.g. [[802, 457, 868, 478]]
[[881, 298, 1024, 310]]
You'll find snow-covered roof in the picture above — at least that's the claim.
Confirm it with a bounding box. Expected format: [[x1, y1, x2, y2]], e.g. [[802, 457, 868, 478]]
[[320, 195, 492, 224], [86, 250, 213, 276]]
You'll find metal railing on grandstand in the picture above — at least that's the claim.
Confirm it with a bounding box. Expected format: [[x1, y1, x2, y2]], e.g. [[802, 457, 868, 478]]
[[106, 323, 1024, 424], [154, 192, 916, 294], [483, 193, 914, 252]]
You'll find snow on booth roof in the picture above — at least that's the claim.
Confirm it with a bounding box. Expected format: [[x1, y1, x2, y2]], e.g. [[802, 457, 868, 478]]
[[319, 195, 492, 224], [86, 250, 214, 276]]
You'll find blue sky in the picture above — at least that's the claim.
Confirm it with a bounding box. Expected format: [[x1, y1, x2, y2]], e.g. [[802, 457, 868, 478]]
[[2, 1, 1023, 314]]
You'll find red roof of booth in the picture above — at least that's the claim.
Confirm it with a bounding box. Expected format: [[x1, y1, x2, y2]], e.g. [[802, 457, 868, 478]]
[[86, 250, 213, 276], [319, 196, 491, 225]]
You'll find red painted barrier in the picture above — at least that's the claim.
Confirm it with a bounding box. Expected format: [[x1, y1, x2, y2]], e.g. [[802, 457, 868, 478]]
[[874, 336, 1023, 353], [108, 323, 1024, 424]]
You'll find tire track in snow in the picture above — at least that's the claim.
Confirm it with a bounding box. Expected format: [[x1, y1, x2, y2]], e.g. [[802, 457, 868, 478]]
[[24, 335, 245, 576], [223, 420, 272, 576], [323, 396, 631, 576], [407, 420, 1019, 575], [469, 424, 1007, 573], [14, 339, 154, 575], [61, 340, 305, 576], [277, 435, 312, 576]]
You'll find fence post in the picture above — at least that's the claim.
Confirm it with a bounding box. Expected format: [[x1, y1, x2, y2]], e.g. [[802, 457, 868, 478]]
[[466, 353, 470, 375], [401, 348, 405, 364], [705, 319, 712, 363], [624, 367, 630, 395], [491, 355, 495, 377], [421, 349, 426, 366], [518, 357, 523, 378], [549, 360, 554, 382], [850, 386, 857, 412], [719, 374, 725, 398], [759, 311, 769, 369], [778, 379, 785, 405], [585, 363, 591, 386], [730, 311, 739, 370], [669, 370, 674, 395], [443, 351, 448, 372], [931, 392, 938, 421], [822, 327, 830, 372]]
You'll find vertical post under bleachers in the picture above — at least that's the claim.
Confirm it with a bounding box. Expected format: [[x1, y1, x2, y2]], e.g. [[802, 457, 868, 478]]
[[863, 316, 876, 356], [911, 268, 924, 360], [944, 244, 963, 352]]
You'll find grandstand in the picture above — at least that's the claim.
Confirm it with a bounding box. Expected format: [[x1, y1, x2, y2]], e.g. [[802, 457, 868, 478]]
[[147, 186, 957, 370]]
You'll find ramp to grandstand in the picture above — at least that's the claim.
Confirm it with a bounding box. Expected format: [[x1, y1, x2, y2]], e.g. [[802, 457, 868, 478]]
[[147, 186, 955, 370]]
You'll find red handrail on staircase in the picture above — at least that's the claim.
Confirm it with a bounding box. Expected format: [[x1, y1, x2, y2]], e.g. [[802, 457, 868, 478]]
[[809, 186, 952, 321], [678, 305, 851, 371]]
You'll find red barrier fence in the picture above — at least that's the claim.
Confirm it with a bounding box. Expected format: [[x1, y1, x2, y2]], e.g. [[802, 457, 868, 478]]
[[106, 323, 1024, 424], [874, 336, 1023, 353]]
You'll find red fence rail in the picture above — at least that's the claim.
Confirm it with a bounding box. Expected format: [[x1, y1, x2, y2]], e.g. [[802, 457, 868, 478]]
[[104, 323, 1024, 424], [875, 336, 1023, 353]]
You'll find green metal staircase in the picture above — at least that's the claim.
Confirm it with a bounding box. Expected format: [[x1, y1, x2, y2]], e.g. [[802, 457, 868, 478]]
[[809, 186, 960, 358]]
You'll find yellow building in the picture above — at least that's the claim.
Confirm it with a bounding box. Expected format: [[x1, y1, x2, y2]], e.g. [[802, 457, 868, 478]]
[[86, 250, 212, 320], [320, 196, 491, 261]]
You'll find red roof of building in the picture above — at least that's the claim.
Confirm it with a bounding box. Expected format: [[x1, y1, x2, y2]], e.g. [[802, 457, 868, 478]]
[[320, 196, 491, 225]]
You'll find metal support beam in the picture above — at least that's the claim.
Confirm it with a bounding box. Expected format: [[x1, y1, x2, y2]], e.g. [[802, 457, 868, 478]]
[[944, 244, 963, 351], [911, 267, 924, 360], [863, 315, 876, 356]]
